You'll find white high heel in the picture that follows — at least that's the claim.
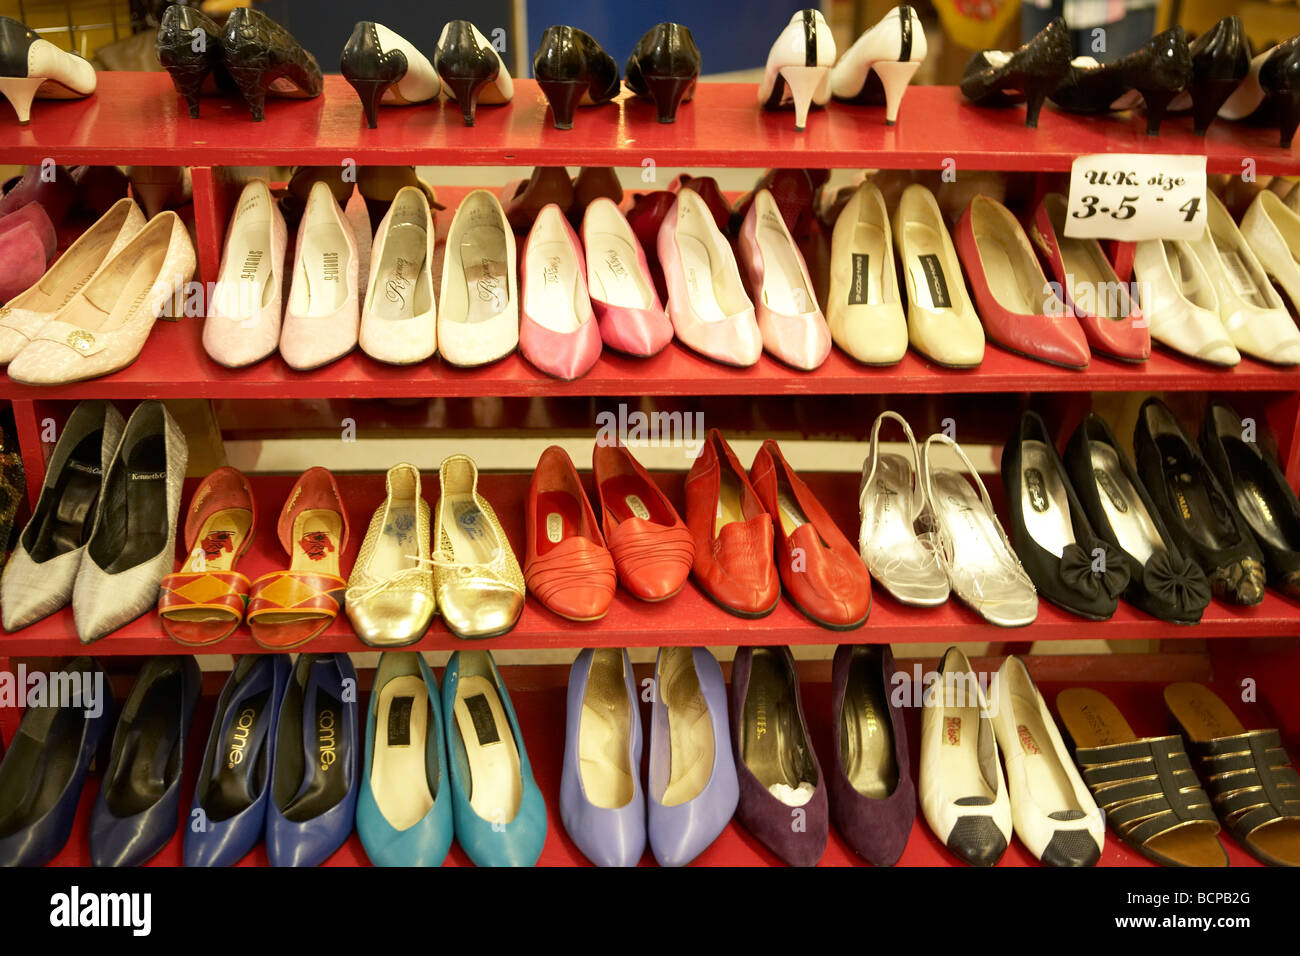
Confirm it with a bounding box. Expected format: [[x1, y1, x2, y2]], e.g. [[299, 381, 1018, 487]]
[[0, 16, 96, 125], [758, 9, 836, 131], [1132, 238, 1238, 366], [830, 4, 927, 125]]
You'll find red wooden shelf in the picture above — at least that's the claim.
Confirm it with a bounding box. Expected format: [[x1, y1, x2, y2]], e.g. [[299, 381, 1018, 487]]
[[4, 471, 1298, 657], [0, 73, 1294, 173], [39, 661, 1279, 867]]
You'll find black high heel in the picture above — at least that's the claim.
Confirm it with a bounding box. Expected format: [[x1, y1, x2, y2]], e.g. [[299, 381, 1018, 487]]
[[1048, 26, 1191, 136], [959, 17, 1071, 128], [220, 7, 322, 123], [624, 23, 701, 124], [340, 22, 406, 130], [434, 20, 512, 127], [155, 4, 229, 119], [532, 25, 619, 130], [1186, 17, 1250, 136], [1258, 39, 1300, 148]]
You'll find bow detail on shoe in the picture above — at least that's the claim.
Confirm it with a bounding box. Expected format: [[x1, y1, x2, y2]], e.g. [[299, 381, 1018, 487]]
[[1060, 542, 1129, 601], [1143, 549, 1212, 613]]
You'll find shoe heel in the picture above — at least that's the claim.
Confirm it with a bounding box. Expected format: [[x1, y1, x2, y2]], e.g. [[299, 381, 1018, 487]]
[[1141, 87, 1176, 136], [642, 73, 694, 123], [1189, 76, 1238, 136], [0, 75, 45, 125], [871, 59, 921, 125], [346, 76, 391, 129], [1271, 89, 1300, 148], [778, 65, 828, 131], [537, 78, 585, 130], [443, 74, 488, 126], [226, 63, 269, 122], [163, 64, 208, 119], [1022, 77, 1054, 128], [131, 181, 175, 219]]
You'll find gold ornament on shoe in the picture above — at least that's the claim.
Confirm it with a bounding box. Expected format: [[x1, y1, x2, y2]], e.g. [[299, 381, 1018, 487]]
[[66, 329, 95, 353]]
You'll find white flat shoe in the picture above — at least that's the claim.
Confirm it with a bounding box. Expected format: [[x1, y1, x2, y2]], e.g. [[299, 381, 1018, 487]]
[[893, 183, 984, 367], [858, 411, 949, 606], [1190, 190, 1300, 366], [360, 186, 436, 365], [1133, 238, 1239, 366], [920, 646, 1012, 866], [0, 15, 96, 124], [830, 4, 926, 124], [828, 181, 907, 366], [203, 179, 286, 368], [280, 180, 360, 371], [921, 433, 1037, 627], [757, 9, 836, 131], [7, 212, 196, 385], [991, 656, 1105, 867], [438, 189, 517, 367]]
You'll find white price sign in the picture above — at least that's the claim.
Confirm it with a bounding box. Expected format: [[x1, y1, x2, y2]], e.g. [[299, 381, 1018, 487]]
[[1064, 153, 1207, 242]]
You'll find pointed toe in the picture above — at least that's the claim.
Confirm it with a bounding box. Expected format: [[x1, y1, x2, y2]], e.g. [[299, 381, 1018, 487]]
[[946, 815, 1008, 866], [1040, 829, 1103, 867]]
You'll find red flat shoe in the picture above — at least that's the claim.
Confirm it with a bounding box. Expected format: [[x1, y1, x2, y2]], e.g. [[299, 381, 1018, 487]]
[[159, 467, 256, 646], [1029, 193, 1149, 362], [593, 440, 693, 600], [524, 445, 616, 620], [684, 429, 780, 617], [749, 440, 870, 629], [955, 195, 1091, 369], [248, 466, 349, 649]]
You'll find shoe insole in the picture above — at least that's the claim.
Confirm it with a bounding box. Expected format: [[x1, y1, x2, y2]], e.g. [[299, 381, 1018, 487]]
[[599, 473, 671, 527], [24, 221, 119, 313], [1088, 444, 1163, 566], [587, 232, 653, 309], [165, 508, 254, 625], [0, 703, 81, 836], [973, 224, 1040, 315], [935, 691, 994, 804], [1225, 442, 1299, 551], [216, 205, 275, 314], [931, 469, 1011, 581], [1057, 236, 1129, 320], [862, 454, 931, 571], [442, 494, 499, 565], [1211, 231, 1272, 308], [534, 489, 579, 558], [902, 222, 956, 312], [104, 668, 183, 817], [845, 219, 887, 308], [742, 649, 813, 798], [278, 685, 348, 822], [453, 674, 522, 824], [370, 498, 417, 579], [372, 675, 434, 830], [1154, 435, 1235, 550], [80, 245, 170, 331], [1006, 688, 1083, 817], [1164, 242, 1215, 309], [30, 430, 101, 560], [455, 222, 510, 322], [1019, 440, 1076, 558], [677, 233, 729, 324], [841, 650, 898, 799], [1056, 687, 1228, 867], [205, 687, 271, 822], [105, 434, 168, 572], [292, 217, 350, 316], [369, 221, 429, 321], [713, 470, 748, 537], [252, 509, 342, 626], [658, 647, 714, 808], [523, 238, 582, 333], [578, 649, 635, 809], [756, 209, 814, 314]]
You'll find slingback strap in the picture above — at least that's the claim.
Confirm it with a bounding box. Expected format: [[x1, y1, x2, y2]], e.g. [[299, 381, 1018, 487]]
[[158, 570, 251, 619], [1075, 734, 1219, 846], [247, 570, 347, 621], [860, 411, 924, 522], [1186, 729, 1300, 840]]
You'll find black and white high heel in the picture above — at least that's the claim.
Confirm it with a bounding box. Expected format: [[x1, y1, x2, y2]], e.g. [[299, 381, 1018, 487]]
[[758, 9, 837, 131], [340, 21, 440, 129], [434, 20, 513, 127], [830, 5, 926, 125], [0, 15, 95, 125]]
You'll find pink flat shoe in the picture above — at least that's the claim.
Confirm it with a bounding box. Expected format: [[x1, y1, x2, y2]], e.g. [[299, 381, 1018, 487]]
[[519, 203, 602, 380], [581, 197, 673, 356], [279, 180, 360, 371], [738, 188, 831, 370], [657, 188, 761, 367]]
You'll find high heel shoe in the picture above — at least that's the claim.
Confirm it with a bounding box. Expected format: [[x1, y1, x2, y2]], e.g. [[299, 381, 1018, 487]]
[[1132, 237, 1238, 366], [279, 180, 360, 371], [830, 5, 926, 125], [1047, 26, 1192, 135], [220, 7, 323, 123], [359, 186, 437, 365], [533, 25, 619, 131], [438, 189, 518, 367], [1180, 16, 1250, 135], [0, 15, 95, 124], [758, 9, 837, 131], [155, 4, 230, 119], [623, 23, 700, 124], [960, 17, 1070, 128], [340, 21, 439, 129], [519, 204, 602, 380], [581, 197, 673, 356], [827, 181, 907, 366], [434, 20, 513, 127], [125, 165, 192, 219]]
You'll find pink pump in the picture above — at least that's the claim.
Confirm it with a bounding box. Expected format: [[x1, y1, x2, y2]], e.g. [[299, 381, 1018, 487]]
[[581, 197, 673, 357], [519, 203, 603, 380]]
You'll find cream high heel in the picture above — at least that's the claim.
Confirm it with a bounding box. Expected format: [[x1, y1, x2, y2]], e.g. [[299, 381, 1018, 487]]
[[830, 5, 927, 125], [0, 16, 96, 125], [758, 10, 836, 131]]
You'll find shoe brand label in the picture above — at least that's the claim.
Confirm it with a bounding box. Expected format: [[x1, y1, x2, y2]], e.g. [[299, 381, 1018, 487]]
[[65, 460, 101, 476], [624, 494, 650, 520], [542, 255, 561, 287], [318, 707, 337, 770], [1093, 469, 1129, 514], [546, 512, 563, 543], [227, 706, 257, 768], [601, 249, 629, 280], [1244, 479, 1275, 526], [1024, 468, 1049, 512], [472, 257, 506, 308], [1218, 250, 1259, 297], [1017, 724, 1041, 755], [322, 251, 340, 282], [753, 685, 768, 739], [299, 531, 336, 561], [917, 254, 951, 309], [387, 695, 414, 746], [202, 529, 237, 561], [454, 501, 488, 540], [129, 471, 166, 481], [1173, 488, 1193, 522], [241, 250, 263, 282], [849, 253, 870, 305], [383, 257, 412, 309], [944, 715, 961, 745], [464, 693, 501, 745]]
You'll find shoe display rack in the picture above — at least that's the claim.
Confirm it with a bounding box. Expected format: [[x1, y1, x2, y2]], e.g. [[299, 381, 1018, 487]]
[[1, 72, 1298, 867]]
